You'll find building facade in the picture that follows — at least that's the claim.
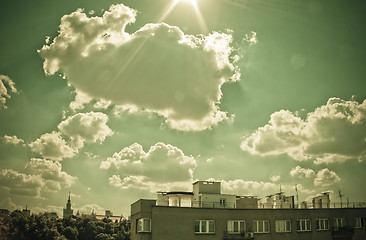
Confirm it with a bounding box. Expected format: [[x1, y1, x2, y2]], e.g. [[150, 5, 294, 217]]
[[131, 181, 366, 240]]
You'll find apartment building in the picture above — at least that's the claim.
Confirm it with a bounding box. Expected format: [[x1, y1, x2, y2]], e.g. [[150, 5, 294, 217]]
[[130, 181, 366, 240]]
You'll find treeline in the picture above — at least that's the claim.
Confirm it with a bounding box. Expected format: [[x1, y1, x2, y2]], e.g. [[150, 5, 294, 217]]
[[0, 210, 130, 240]]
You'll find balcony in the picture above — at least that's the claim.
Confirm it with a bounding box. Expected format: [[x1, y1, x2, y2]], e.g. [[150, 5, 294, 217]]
[[223, 231, 254, 240]]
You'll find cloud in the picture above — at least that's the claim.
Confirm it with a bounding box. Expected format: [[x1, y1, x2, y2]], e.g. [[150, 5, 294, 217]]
[[2, 135, 24, 145], [270, 175, 281, 182], [290, 166, 315, 179], [29, 131, 76, 161], [69, 89, 92, 111], [0, 169, 44, 197], [0, 197, 22, 210], [77, 203, 106, 215], [58, 112, 113, 149], [241, 97, 366, 164], [25, 158, 77, 190], [0, 75, 17, 110], [101, 142, 197, 192], [39, 4, 240, 131], [0, 158, 77, 198], [219, 179, 278, 196], [314, 168, 341, 187]]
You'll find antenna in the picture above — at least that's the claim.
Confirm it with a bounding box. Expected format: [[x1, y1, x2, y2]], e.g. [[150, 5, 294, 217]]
[[338, 190, 344, 208], [295, 184, 299, 208]]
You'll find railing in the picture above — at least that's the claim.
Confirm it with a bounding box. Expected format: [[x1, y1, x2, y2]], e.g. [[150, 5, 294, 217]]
[[257, 202, 366, 209], [223, 231, 254, 240], [157, 200, 366, 209]]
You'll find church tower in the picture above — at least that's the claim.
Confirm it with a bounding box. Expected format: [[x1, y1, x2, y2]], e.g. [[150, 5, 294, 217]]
[[63, 192, 73, 218]]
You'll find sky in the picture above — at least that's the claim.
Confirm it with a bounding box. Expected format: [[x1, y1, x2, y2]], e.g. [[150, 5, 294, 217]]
[[0, 0, 365, 217]]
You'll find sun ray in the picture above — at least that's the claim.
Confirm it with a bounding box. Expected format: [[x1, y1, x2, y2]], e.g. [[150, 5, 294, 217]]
[[158, 0, 208, 34]]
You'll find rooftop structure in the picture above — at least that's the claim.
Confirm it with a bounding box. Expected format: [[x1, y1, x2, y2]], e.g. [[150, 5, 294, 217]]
[[131, 181, 366, 240]]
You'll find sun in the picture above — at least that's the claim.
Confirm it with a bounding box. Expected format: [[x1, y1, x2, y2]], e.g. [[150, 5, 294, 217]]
[[174, 0, 198, 8]]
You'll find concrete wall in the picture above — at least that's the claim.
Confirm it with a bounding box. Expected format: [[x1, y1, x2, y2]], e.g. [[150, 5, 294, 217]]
[[137, 204, 366, 240], [130, 199, 156, 240]]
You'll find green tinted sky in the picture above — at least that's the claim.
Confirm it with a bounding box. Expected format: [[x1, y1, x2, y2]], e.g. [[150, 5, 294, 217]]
[[0, 0, 365, 216]]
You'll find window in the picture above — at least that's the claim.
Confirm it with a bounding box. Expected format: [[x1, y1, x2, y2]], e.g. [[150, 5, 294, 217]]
[[195, 220, 215, 234], [228, 220, 246, 234], [297, 219, 311, 232], [275, 220, 291, 232], [253, 220, 270, 233], [334, 218, 346, 229], [220, 198, 226, 206], [137, 218, 151, 233], [355, 217, 365, 228], [316, 219, 329, 231]]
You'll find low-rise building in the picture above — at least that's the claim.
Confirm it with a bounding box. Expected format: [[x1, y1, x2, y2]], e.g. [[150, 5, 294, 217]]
[[131, 181, 366, 240]]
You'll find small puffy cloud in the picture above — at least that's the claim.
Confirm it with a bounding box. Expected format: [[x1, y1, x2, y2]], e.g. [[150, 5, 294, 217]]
[[0, 75, 17, 110], [241, 98, 366, 164], [290, 166, 315, 179], [314, 168, 341, 187], [2, 135, 24, 145], [58, 112, 113, 149], [25, 158, 77, 190], [270, 175, 281, 182], [39, 4, 240, 131], [29, 131, 76, 161], [101, 142, 197, 192], [0, 169, 44, 197]]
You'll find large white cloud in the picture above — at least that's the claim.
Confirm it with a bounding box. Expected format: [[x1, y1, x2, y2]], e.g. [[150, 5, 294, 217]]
[[0, 75, 17, 110], [58, 112, 113, 149], [29, 131, 76, 161], [39, 4, 240, 131], [0, 169, 44, 197], [101, 142, 197, 192], [25, 158, 77, 190], [314, 168, 341, 187], [241, 97, 366, 164], [0, 159, 77, 198]]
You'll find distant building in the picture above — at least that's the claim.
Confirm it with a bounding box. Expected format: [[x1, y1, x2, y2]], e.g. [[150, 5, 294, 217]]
[[131, 180, 366, 240], [0, 208, 10, 216], [63, 192, 73, 218], [22, 205, 30, 216]]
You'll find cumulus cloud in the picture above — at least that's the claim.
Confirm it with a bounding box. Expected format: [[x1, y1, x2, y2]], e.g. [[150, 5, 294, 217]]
[[58, 112, 113, 149], [219, 179, 278, 196], [69, 89, 92, 111], [241, 97, 366, 164], [0, 159, 77, 198], [0, 169, 44, 197], [39, 4, 240, 131], [0, 75, 17, 110], [101, 142, 197, 192], [25, 158, 77, 190], [77, 203, 105, 215], [0, 198, 22, 210], [2, 135, 24, 145], [314, 168, 341, 187], [290, 166, 315, 178], [29, 131, 76, 161], [270, 175, 281, 182]]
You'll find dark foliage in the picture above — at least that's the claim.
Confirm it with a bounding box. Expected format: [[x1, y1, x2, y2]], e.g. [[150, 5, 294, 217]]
[[0, 211, 130, 240]]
